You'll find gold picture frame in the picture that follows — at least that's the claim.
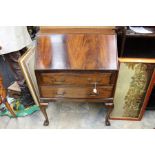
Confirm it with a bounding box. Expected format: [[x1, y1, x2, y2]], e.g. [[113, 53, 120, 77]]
[[18, 46, 40, 106], [110, 58, 155, 120]]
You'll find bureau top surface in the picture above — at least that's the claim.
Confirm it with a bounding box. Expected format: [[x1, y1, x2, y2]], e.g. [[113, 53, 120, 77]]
[[39, 26, 115, 34], [35, 33, 118, 70]]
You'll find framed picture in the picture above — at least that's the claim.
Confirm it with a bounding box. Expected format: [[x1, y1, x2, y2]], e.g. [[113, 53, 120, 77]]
[[110, 58, 155, 120], [19, 46, 40, 106]]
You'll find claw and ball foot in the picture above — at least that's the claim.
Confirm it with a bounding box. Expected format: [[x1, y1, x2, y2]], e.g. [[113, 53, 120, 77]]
[[105, 120, 111, 126], [43, 119, 49, 126]]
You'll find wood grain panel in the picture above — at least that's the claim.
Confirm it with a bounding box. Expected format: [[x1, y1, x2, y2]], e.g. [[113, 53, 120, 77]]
[[35, 34, 118, 70], [36, 35, 52, 69]]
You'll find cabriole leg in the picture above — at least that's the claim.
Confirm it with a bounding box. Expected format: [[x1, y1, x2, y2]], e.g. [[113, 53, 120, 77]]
[[40, 103, 49, 126], [105, 103, 114, 126]]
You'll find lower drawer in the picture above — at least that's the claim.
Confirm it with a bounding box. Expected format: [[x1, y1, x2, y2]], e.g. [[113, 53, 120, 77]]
[[40, 86, 113, 99]]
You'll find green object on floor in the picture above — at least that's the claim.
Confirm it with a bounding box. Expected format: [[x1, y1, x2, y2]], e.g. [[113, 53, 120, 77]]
[[0, 96, 40, 118], [0, 105, 40, 118]]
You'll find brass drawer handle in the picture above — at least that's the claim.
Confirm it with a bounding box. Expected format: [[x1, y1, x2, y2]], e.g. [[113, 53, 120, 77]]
[[88, 92, 99, 96], [50, 78, 65, 84], [56, 91, 66, 96], [87, 78, 101, 84]]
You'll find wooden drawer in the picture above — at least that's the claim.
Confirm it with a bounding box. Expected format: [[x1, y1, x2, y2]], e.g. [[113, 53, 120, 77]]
[[40, 85, 113, 99], [38, 72, 115, 85]]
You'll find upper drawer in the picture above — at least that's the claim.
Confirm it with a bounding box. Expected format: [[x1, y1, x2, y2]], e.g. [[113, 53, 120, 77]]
[[37, 72, 116, 85]]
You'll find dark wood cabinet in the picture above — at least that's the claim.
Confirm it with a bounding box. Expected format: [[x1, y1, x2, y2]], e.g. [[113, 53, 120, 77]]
[[35, 27, 118, 126], [116, 26, 155, 113]]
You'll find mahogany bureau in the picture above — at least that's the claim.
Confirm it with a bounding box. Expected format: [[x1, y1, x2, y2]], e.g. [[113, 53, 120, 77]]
[[35, 27, 118, 126]]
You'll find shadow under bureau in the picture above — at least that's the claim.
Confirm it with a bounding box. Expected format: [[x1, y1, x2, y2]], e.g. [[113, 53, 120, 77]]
[[35, 27, 118, 126]]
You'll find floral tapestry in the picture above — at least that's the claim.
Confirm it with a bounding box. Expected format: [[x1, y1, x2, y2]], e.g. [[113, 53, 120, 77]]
[[110, 62, 155, 119]]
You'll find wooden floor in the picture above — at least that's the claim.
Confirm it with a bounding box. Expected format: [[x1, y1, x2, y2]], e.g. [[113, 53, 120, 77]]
[[0, 102, 155, 129]]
